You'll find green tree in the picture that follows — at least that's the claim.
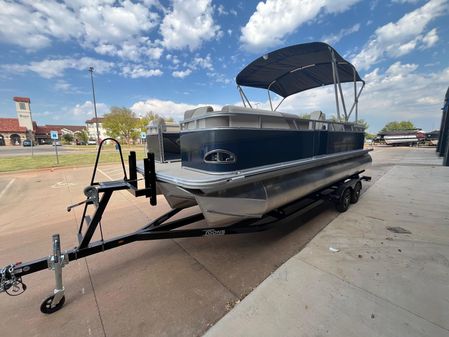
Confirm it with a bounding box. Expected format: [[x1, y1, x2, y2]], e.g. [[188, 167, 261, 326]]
[[137, 111, 161, 132], [355, 118, 369, 130], [365, 133, 376, 140], [75, 130, 89, 144], [381, 121, 416, 132], [103, 107, 139, 144], [62, 133, 74, 144]]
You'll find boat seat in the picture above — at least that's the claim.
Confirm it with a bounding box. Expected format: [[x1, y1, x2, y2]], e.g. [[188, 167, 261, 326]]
[[184, 106, 214, 120], [221, 105, 284, 117], [308, 111, 326, 130]]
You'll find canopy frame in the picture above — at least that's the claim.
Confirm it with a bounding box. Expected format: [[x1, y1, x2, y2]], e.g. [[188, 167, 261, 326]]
[[236, 43, 365, 122]]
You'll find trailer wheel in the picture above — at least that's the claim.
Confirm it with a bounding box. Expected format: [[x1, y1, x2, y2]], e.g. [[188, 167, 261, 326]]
[[336, 188, 351, 213], [40, 294, 65, 314], [350, 181, 362, 204]]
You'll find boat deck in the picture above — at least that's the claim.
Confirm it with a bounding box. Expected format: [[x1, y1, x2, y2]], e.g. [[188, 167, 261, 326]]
[[136, 149, 371, 190]]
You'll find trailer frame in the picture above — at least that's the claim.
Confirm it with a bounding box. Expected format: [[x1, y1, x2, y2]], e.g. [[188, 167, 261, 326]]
[[0, 138, 370, 314]]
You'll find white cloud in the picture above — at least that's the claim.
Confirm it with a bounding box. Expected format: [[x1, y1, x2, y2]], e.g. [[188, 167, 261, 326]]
[[67, 100, 109, 118], [352, 0, 447, 70], [172, 69, 192, 78], [243, 61, 448, 132], [0, 0, 161, 61], [392, 0, 420, 3], [54, 80, 72, 92], [79, 1, 160, 60], [160, 0, 220, 51], [421, 28, 439, 48], [359, 63, 449, 130], [417, 96, 441, 105], [240, 0, 360, 51], [217, 4, 228, 15], [130, 98, 220, 121], [322, 24, 360, 45], [385, 61, 418, 77], [192, 54, 214, 71], [3, 57, 114, 79], [121, 65, 163, 78], [170, 54, 214, 78], [0, 0, 81, 50]]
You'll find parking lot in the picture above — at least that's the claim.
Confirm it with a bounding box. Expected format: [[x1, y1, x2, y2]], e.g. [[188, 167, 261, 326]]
[[0, 147, 434, 337]]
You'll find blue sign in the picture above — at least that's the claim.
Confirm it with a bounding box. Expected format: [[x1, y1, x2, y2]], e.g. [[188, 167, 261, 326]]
[[140, 132, 147, 139], [50, 131, 58, 140]]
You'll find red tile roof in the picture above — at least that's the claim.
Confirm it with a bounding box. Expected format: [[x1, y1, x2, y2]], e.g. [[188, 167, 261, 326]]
[[13, 97, 30, 103], [0, 118, 85, 135], [0, 118, 27, 133], [45, 125, 86, 132], [35, 125, 85, 135]]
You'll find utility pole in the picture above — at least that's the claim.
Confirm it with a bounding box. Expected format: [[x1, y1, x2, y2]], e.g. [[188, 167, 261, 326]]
[[88, 67, 100, 145]]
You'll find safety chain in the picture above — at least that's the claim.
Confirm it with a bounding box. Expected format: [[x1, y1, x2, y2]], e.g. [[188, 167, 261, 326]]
[[0, 264, 27, 296]]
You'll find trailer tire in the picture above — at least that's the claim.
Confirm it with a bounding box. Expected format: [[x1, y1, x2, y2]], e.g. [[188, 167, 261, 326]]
[[40, 294, 65, 314], [336, 188, 351, 213], [350, 181, 362, 204]]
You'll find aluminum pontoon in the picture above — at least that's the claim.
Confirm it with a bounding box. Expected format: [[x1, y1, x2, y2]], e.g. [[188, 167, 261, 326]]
[[144, 42, 371, 226], [1, 42, 372, 314]]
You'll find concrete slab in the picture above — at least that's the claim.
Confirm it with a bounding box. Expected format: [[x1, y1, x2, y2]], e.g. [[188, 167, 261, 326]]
[[204, 148, 449, 337], [205, 259, 448, 337]]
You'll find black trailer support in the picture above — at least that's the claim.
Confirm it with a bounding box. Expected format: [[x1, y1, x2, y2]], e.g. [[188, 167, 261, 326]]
[[438, 87, 449, 166], [0, 138, 371, 313]]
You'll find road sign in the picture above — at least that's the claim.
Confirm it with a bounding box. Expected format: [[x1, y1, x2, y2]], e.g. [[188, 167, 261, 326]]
[[140, 132, 146, 139], [50, 131, 58, 140]]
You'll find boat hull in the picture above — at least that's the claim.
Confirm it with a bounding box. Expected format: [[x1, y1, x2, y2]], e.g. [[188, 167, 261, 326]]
[[157, 151, 372, 226]]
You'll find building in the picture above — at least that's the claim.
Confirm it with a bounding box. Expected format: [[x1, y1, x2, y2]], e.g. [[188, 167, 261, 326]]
[[0, 118, 28, 145], [13, 97, 33, 131], [0, 118, 86, 146], [35, 124, 86, 144], [85, 117, 108, 141]]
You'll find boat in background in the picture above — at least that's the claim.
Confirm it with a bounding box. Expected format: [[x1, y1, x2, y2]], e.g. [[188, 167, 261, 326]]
[[143, 42, 372, 226], [377, 129, 424, 146]]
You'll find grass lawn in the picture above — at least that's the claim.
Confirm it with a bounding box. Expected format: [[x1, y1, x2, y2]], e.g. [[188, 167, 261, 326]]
[[0, 148, 148, 172]]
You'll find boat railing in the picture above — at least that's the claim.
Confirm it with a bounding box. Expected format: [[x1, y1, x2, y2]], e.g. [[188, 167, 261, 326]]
[[180, 112, 365, 132]]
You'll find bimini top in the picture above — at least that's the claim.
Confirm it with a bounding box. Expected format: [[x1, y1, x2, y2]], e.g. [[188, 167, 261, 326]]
[[236, 42, 363, 98]]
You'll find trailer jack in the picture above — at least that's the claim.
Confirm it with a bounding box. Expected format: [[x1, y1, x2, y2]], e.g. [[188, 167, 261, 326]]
[[40, 234, 69, 314]]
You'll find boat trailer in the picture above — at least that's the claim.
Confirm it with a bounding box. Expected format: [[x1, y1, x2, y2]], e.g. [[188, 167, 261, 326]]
[[0, 138, 370, 314]]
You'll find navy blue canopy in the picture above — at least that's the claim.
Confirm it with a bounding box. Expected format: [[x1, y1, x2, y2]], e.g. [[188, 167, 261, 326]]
[[236, 42, 363, 98]]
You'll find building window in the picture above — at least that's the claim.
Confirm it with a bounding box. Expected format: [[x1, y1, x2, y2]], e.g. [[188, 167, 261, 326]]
[[19, 102, 26, 110]]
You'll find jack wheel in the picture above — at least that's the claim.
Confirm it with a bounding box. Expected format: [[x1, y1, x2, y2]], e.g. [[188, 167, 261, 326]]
[[350, 181, 362, 204], [336, 188, 351, 213], [40, 294, 65, 314]]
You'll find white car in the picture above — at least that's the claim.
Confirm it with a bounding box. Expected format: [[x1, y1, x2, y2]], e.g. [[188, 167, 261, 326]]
[[87, 140, 97, 145]]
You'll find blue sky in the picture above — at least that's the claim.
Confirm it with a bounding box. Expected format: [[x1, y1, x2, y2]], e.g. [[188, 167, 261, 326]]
[[0, 0, 448, 133]]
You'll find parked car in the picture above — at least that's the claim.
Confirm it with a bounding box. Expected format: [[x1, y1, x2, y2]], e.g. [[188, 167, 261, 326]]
[[87, 140, 97, 145], [76, 140, 86, 145], [23, 139, 32, 147]]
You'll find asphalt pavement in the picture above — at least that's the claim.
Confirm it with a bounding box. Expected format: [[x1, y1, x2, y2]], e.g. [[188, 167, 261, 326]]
[[0, 144, 90, 156]]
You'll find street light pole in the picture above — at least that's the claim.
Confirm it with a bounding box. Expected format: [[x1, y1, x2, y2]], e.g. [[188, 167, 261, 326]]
[[88, 67, 100, 145]]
